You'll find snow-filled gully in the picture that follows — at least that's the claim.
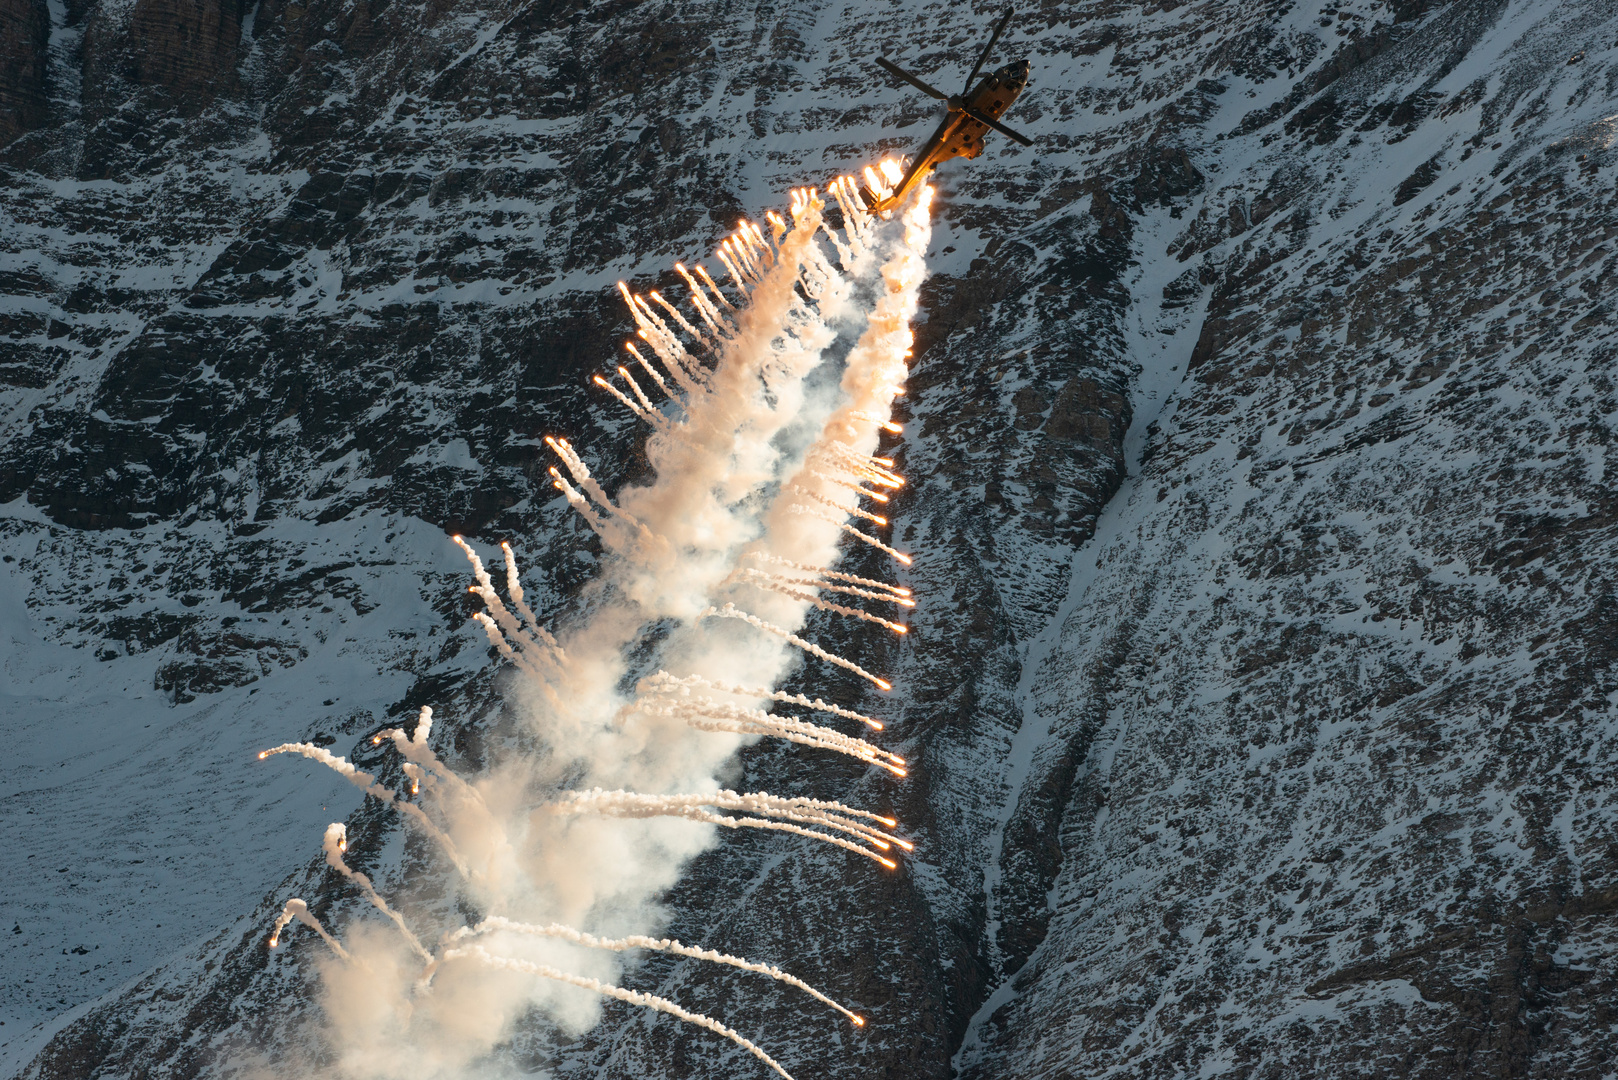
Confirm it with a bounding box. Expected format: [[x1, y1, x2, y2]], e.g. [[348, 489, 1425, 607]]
[[952, 197, 1212, 1070]]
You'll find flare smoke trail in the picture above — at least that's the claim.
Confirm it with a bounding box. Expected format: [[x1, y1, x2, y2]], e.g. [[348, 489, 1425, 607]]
[[700, 603, 896, 690], [639, 668, 891, 730], [624, 676, 908, 773], [435, 915, 864, 1025], [270, 899, 349, 960], [261, 171, 935, 1078], [439, 946, 796, 1080], [321, 824, 432, 963], [259, 742, 471, 877], [541, 787, 910, 869]]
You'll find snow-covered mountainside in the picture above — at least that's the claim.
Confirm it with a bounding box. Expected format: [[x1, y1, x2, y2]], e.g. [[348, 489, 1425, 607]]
[[2, 0, 1614, 1075]]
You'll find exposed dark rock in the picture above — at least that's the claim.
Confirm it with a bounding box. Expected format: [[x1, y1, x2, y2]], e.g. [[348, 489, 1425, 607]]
[[0, 0, 49, 145]]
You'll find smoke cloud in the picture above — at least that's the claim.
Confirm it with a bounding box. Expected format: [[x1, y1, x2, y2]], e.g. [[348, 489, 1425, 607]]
[[260, 173, 934, 1077]]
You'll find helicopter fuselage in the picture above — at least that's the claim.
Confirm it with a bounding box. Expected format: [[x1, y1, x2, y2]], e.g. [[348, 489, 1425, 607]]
[[874, 59, 1031, 211]]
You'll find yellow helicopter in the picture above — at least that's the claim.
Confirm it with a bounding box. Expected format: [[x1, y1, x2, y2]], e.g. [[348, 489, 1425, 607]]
[[867, 7, 1033, 212]]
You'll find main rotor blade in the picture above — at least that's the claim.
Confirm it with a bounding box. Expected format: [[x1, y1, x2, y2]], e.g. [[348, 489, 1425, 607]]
[[963, 6, 1014, 93], [876, 57, 950, 101], [963, 104, 1034, 146]]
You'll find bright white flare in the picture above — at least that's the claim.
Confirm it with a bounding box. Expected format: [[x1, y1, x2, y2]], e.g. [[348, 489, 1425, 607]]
[[729, 567, 910, 635], [789, 482, 888, 526], [739, 563, 915, 608], [745, 552, 912, 599], [785, 504, 913, 566]]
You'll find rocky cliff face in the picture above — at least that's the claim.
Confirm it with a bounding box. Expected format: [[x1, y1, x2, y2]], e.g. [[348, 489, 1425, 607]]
[[2, 0, 1615, 1078], [0, 0, 49, 145]]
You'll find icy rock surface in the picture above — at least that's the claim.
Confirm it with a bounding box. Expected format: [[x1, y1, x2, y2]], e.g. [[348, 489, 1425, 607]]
[[2, 0, 1615, 1077]]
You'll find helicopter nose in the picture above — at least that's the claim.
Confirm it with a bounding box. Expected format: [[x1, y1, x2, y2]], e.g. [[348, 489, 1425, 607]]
[[1001, 59, 1031, 85]]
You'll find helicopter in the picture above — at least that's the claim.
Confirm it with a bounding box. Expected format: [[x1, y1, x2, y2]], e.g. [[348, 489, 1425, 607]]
[[866, 6, 1033, 212]]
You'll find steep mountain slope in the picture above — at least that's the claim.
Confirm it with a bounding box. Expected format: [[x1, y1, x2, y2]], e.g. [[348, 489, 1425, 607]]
[[957, 4, 1618, 1076], [2, 0, 1614, 1077]]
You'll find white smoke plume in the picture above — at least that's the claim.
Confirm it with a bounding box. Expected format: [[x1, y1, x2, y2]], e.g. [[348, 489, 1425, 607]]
[[260, 171, 935, 1077], [788, 482, 890, 526], [738, 561, 915, 608], [785, 503, 914, 566], [745, 552, 914, 600]]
